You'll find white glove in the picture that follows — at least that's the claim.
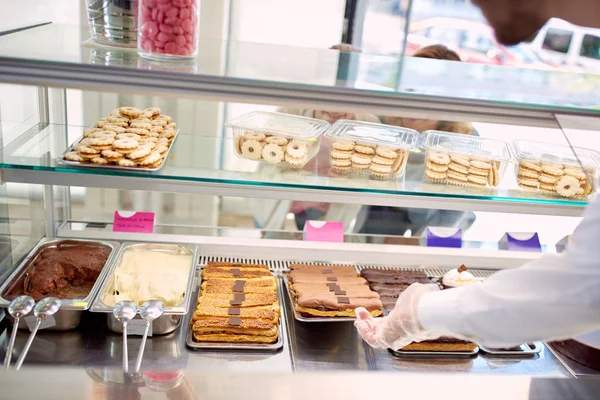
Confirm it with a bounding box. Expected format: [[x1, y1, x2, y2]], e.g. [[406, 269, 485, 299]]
[[354, 283, 441, 350]]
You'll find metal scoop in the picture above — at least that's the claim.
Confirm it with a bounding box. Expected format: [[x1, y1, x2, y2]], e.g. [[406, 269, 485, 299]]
[[3, 296, 35, 368], [112, 300, 137, 372], [133, 300, 164, 373], [15, 297, 61, 370]]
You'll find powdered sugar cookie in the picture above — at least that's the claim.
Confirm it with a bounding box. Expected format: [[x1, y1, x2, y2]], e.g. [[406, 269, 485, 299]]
[[83, 128, 103, 137], [262, 143, 285, 163], [286, 140, 308, 159], [138, 151, 162, 166], [159, 129, 176, 139], [265, 135, 288, 146], [128, 145, 152, 160], [91, 157, 109, 165], [125, 128, 149, 136], [118, 159, 137, 167], [144, 107, 161, 117], [101, 150, 124, 161], [74, 138, 93, 151], [117, 133, 141, 142], [118, 106, 142, 118], [556, 175, 580, 198], [331, 141, 354, 151], [89, 136, 114, 147], [151, 119, 167, 127], [563, 167, 586, 180], [113, 139, 139, 152], [145, 131, 159, 138], [107, 116, 129, 126], [155, 145, 169, 155], [77, 145, 99, 155], [241, 139, 263, 160], [150, 126, 164, 134], [139, 137, 157, 146], [130, 122, 152, 130]]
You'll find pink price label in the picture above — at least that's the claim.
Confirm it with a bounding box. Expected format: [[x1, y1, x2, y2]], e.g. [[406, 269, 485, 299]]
[[113, 211, 155, 233], [304, 221, 344, 243]]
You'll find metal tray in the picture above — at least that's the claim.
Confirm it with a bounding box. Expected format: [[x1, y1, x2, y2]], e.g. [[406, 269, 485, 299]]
[[57, 130, 179, 172], [90, 242, 197, 316], [388, 346, 480, 359], [185, 268, 284, 351], [0, 238, 120, 330], [479, 342, 542, 356], [283, 274, 385, 323]]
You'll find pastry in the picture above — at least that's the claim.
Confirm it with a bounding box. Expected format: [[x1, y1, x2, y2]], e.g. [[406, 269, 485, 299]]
[[295, 296, 383, 318], [241, 139, 263, 160], [401, 337, 478, 352], [262, 143, 285, 164], [441, 265, 478, 288], [286, 140, 308, 159], [265, 135, 288, 146], [556, 175, 580, 198], [244, 132, 266, 142], [285, 153, 306, 167]]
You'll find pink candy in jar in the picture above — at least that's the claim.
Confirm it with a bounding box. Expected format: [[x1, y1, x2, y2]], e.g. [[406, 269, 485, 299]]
[[138, 0, 199, 59]]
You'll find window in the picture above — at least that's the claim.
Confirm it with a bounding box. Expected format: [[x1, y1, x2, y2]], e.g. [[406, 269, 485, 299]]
[[542, 28, 573, 53], [580, 34, 600, 60]]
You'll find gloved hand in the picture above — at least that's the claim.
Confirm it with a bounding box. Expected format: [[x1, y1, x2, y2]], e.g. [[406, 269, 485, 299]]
[[354, 283, 441, 350]]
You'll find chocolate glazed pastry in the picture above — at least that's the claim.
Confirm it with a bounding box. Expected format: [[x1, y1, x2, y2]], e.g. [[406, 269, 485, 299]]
[[549, 340, 600, 371], [4, 241, 110, 301]]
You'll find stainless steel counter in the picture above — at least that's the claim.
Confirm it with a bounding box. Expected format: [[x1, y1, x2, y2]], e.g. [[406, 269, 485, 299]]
[[0, 276, 577, 378]]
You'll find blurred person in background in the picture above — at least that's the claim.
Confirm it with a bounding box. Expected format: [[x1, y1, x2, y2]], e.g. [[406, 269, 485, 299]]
[[359, 44, 477, 236]]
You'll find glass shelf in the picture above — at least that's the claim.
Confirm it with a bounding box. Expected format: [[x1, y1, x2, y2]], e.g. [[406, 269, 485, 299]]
[[1, 24, 600, 125], [0, 123, 588, 216]]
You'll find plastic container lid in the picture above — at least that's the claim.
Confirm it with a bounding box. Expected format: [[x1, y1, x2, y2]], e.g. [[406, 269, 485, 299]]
[[420, 130, 512, 161], [324, 120, 418, 149], [226, 111, 330, 140], [512, 139, 600, 168]]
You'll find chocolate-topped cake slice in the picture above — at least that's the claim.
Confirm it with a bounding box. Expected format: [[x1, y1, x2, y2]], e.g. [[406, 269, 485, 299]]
[[401, 337, 478, 352]]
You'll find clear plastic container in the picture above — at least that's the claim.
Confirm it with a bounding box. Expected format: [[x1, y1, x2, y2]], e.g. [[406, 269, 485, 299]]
[[226, 111, 330, 168], [137, 0, 199, 60], [512, 139, 600, 199], [324, 120, 418, 180], [420, 130, 512, 188]]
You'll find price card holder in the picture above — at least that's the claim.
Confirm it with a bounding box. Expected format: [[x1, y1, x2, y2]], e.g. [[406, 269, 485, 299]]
[[24, 315, 56, 332], [423, 227, 462, 248], [555, 235, 570, 253], [113, 211, 155, 234], [126, 319, 152, 337], [304, 221, 344, 243], [499, 232, 541, 252]]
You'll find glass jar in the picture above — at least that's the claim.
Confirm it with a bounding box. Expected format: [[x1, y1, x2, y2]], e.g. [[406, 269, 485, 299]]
[[137, 0, 200, 60]]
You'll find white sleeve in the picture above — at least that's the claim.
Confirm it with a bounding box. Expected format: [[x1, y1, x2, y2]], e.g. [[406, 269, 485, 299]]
[[417, 195, 600, 348]]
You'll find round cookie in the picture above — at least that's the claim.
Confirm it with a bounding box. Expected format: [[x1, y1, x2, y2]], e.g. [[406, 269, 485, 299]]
[[351, 153, 372, 165], [370, 163, 392, 179], [425, 169, 446, 181], [244, 132, 266, 142], [285, 153, 305, 167], [117, 133, 141, 141], [330, 150, 353, 160], [77, 145, 99, 155], [449, 154, 471, 167], [470, 160, 491, 170], [539, 182, 557, 192], [426, 161, 448, 173], [118, 106, 142, 118], [64, 151, 84, 162], [354, 144, 375, 155], [331, 141, 355, 151], [74, 138, 93, 151], [234, 135, 244, 155], [351, 161, 370, 170], [541, 164, 564, 177], [113, 139, 139, 154], [118, 159, 138, 167], [428, 151, 450, 166], [151, 119, 167, 127], [265, 135, 288, 146], [563, 167, 586, 180], [468, 167, 488, 176], [155, 145, 169, 156], [159, 129, 176, 139], [518, 178, 539, 190], [447, 171, 468, 182], [91, 157, 109, 165], [150, 126, 164, 134], [126, 128, 150, 136], [83, 128, 103, 137], [488, 166, 500, 187], [101, 149, 125, 161], [448, 162, 469, 175], [137, 151, 162, 166], [391, 151, 406, 173], [372, 155, 394, 166], [128, 145, 152, 160], [539, 174, 559, 184], [518, 167, 540, 179], [241, 139, 263, 160], [331, 158, 351, 169], [144, 107, 161, 117], [467, 175, 487, 186], [286, 140, 308, 159], [130, 122, 152, 130], [89, 136, 114, 147], [107, 116, 129, 126], [375, 146, 397, 159], [555, 175, 580, 198], [520, 160, 542, 172], [262, 143, 285, 164]]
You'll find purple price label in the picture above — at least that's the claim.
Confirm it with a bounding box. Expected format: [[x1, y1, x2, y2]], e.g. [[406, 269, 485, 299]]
[[500, 233, 541, 252], [425, 227, 462, 248]]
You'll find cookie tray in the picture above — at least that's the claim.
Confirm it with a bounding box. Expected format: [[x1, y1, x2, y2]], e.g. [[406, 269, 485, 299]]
[[186, 275, 285, 351], [56, 130, 179, 173], [388, 346, 479, 359], [283, 274, 386, 323], [479, 341, 542, 356]]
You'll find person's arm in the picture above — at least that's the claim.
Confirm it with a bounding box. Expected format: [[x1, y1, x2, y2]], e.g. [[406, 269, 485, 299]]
[[419, 194, 600, 348]]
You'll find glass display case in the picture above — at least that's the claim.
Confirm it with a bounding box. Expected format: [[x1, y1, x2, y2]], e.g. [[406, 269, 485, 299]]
[[0, 18, 599, 398]]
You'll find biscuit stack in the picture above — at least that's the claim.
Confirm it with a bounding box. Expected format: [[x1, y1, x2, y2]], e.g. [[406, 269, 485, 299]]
[[517, 159, 594, 198], [287, 264, 383, 318], [234, 132, 311, 168], [63, 106, 177, 169], [191, 262, 280, 344], [424, 151, 500, 187], [329, 141, 408, 179]]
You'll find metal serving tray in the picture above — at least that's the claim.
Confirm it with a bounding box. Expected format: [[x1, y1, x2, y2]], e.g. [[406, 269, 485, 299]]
[[90, 242, 197, 334], [388, 346, 480, 359], [479, 342, 542, 356], [0, 238, 120, 330], [57, 130, 179, 173], [186, 277, 284, 351], [283, 274, 385, 323]]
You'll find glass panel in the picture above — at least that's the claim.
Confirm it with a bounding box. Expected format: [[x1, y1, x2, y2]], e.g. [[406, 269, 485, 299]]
[[542, 28, 573, 54], [580, 34, 600, 60], [2, 24, 600, 112]]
